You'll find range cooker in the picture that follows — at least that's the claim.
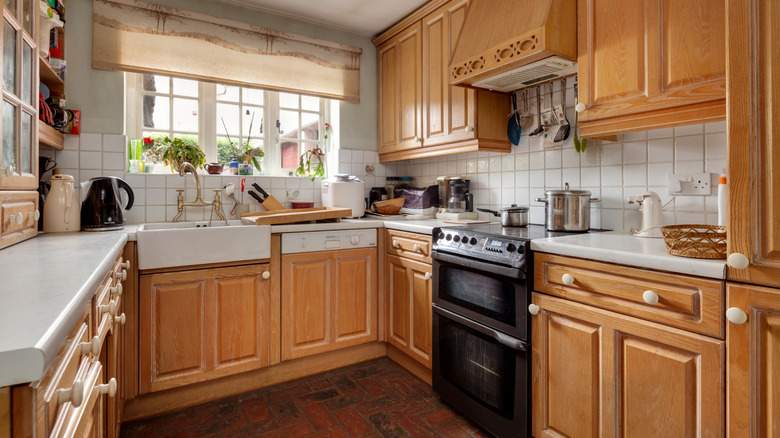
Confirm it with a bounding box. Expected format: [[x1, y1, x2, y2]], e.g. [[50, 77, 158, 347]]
[[431, 224, 586, 438]]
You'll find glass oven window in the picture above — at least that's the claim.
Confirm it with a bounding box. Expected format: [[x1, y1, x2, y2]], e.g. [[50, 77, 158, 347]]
[[438, 315, 516, 418], [437, 265, 518, 326]]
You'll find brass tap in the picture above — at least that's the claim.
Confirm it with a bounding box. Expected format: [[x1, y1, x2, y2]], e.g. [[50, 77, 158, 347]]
[[172, 163, 226, 222]]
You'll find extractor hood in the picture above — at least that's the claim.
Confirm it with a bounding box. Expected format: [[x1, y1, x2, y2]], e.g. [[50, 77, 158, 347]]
[[449, 0, 577, 93]]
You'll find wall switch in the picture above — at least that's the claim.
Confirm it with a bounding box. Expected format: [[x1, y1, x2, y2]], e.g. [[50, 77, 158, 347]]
[[667, 173, 713, 195]]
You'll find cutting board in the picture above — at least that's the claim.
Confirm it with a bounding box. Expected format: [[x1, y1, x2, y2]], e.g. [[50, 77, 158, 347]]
[[241, 207, 353, 225]]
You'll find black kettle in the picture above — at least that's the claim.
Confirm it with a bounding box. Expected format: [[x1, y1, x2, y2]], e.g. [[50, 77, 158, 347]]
[[81, 176, 134, 231]]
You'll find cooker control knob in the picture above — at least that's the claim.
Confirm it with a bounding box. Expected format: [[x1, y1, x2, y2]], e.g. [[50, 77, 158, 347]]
[[350, 235, 360, 245], [470, 237, 478, 245], [445, 234, 452, 241], [453, 235, 460, 242], [506, 243, 516, 253]]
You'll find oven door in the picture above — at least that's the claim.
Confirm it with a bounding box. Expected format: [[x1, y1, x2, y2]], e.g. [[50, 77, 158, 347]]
[[432, 250, 529, 342], [433, 305, 530, 438]]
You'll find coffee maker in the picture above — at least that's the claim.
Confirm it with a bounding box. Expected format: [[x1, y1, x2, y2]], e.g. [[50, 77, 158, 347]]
[[435, 176, 477, 220]]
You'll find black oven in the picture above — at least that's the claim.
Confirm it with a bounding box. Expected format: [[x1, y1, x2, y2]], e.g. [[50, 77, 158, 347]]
[[431, 227, 533, 438]]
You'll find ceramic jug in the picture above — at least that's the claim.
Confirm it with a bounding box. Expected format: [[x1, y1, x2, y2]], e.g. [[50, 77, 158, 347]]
[[43, 174, 80, 233]]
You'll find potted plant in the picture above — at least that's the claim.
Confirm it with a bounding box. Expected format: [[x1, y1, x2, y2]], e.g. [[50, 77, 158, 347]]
[[159, 136, 206, 171], [221, 114, 264, 174], [294, 147, 325, 180]]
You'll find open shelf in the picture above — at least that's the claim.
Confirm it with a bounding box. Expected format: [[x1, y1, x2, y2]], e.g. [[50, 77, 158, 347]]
[[39, 56, 64, 94], [38, 120, 64, 150]]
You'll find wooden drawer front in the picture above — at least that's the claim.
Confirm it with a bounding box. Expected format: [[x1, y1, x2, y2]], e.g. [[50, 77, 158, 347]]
[[0, 192, 38, 250], [386, 229, 432, 263], [50, 359, 105, 438], [534, 253, 724, 338], [94, 256, 125, 329]]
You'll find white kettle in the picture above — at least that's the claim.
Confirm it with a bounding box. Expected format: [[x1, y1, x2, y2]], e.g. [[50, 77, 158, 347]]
[[43, 174, 81, 233]]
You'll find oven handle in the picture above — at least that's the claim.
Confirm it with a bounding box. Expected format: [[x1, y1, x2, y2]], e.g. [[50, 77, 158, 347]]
[[433, 305, 527, 352], [431, 250, 525, 279]]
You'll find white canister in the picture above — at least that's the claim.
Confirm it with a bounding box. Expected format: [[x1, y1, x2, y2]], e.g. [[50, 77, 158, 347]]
[[322, 174, 365, 218], [43, 174, 81, 233]]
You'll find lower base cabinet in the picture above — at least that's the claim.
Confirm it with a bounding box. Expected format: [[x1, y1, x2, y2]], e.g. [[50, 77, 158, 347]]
[[386, 254, 432, 368], [139, 263, 273, 394], [531, 293, 725, 437]]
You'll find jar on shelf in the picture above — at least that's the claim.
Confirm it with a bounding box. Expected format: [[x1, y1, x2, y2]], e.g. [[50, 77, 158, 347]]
[[385, 177, 413, 199]]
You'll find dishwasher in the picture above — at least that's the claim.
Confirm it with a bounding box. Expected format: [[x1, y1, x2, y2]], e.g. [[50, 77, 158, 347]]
[[280, 229, 379, 360]]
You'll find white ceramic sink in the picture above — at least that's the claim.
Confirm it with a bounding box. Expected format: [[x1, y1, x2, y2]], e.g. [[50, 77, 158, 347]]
[[136, 221, 271, 270]]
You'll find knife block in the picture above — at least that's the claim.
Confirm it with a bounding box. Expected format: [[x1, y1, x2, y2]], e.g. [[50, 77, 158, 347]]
[[261, 195, 285, 211]]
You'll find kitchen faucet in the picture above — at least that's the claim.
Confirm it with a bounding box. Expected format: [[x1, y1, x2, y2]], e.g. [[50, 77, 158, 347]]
[[172, 162, 226, 222]]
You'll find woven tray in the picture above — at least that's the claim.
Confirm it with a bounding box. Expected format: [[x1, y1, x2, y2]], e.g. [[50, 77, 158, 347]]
[[661, 225, 727, 259], [373, 197, 405, 215]]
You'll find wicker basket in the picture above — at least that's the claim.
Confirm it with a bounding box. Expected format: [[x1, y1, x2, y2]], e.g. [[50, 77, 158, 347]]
[[373, 197, 405, 215], [660, 225, 727, 259]]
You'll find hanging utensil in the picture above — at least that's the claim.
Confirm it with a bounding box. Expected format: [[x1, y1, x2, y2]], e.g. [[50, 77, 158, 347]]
[[519, 89, 534, 128], [529, 86, 544, 137], [507, 92, 522, 145], [572, 76, 588, 153], [554, 78, 571, 143]]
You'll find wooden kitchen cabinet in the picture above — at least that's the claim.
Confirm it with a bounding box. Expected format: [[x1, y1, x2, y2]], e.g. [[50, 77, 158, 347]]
[[374, 0, 510, 162], [139, 263, 274, 394], [531, 293, 725, 437], [386, 254, 433, 369], [281, 248, 378, 361], [576, 0, 726, 137]]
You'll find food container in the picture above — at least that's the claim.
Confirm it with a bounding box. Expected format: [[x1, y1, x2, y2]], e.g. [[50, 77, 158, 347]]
[[321, 174, 365, 218], [477, 205, 529, 227], [290, 201, 314, 209], [536, 183, 600, 231]]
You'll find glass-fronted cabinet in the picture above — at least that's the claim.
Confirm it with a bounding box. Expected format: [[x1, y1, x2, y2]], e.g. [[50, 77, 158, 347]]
[[0, 0, 37, 190]]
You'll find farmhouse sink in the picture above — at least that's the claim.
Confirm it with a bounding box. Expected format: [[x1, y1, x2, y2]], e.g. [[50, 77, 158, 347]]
[[136, 221, 271, 270]]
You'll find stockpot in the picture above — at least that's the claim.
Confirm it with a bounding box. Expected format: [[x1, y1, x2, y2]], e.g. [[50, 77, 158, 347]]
[[536, 183, 600, 231], [477, 204, 529, 227]]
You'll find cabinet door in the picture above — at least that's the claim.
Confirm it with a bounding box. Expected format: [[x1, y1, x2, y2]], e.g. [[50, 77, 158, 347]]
[[726, 283, 780, 436], [577, 0, 725, 137], [377, 22, 422, 155], [726, 0, 780, 288], [139, 264, 272, 394], [532, 293, 724, 437], [386, 254, 432, 368], [282, 248, 377, 360]]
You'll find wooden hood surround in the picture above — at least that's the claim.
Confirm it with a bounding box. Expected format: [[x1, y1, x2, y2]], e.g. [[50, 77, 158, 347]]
[[449, 0, 577, 91]]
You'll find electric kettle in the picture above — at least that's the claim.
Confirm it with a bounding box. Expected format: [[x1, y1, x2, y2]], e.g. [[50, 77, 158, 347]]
[[43, 174, 81, 233], [80, 176, 134, 231]]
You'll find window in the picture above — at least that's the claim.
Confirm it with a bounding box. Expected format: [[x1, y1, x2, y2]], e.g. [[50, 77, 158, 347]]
[[126, 73, 329, 177]]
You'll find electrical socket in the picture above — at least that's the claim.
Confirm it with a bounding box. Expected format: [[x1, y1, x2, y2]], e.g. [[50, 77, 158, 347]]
[[667, 173, 713, 195]]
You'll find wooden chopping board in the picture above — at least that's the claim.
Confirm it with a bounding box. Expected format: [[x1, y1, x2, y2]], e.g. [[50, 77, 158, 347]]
[[241, 207, 353, 225]]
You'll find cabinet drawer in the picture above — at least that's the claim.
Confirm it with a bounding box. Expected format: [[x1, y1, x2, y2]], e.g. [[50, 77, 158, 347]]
[[94, 256, 125, 329], [534, 253, 725, 338], [0, 192, 38, 250], [386, 229, 432, 263]]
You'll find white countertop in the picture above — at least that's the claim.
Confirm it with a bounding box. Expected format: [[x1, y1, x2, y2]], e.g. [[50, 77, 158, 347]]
[[531, 231, 727, 279], [0, 231, 127, 387]]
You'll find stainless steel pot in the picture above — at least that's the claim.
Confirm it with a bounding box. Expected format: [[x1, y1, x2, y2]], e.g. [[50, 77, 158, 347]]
[[536, 184, 600, 231], [477, 204, 529, 227]]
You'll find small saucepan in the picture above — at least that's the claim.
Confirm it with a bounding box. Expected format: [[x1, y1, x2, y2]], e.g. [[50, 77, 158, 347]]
[[477, 204, 530, 227]]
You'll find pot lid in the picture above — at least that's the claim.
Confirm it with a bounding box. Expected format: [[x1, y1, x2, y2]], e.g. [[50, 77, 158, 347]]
[[501, 204, 529, 212], [544, 182, 592, 196]]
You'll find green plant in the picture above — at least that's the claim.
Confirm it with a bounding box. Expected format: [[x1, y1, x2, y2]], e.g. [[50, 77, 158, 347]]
[[160, 136, 206, 170], [294, 147, 325, 181], [232, 142, 264, 173]]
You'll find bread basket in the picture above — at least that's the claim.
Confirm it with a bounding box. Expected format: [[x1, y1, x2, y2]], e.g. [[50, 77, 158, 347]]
[[660, 225, 727, 259], [372, 197, 405, 215]]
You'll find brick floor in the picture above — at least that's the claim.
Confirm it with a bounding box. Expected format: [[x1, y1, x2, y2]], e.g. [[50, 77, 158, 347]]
[[120, 358, 490, 438]]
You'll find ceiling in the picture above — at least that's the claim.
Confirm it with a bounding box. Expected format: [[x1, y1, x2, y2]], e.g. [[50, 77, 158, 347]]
[[222, 0, 430, 36]]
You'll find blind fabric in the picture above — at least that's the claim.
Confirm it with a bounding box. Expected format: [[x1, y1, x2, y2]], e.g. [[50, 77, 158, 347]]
[[92, 0, 362, 102]]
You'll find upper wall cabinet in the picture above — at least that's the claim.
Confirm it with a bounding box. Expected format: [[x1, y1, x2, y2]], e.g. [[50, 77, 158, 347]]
[[374, 0, 510, 163], [0, 0, 38, 190], [576, 0, 726, 138]]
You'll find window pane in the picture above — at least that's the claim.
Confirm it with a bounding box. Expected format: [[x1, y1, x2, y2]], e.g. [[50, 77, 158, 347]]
[[216, 84, 239, 102], [22, 0, 32, 34], [21, 110, 30, 173], [173, 97, 198, 132], [217, 136, 233, 163], [279, 93, 299, 109], [243, 107, 263, 138], [143, 95, 170, 130], [5, 0, 16, 17], [243, 88, 263, 105], [281, 141, 298, 169], [172, 78, 198, 97], [2, 100, 16, 170], [22, 41, 32, 104], [301, 112, 319, 140], [279, 110, 299, 139], [173, 134, 199, 148], [4, 22, 17, 92], [143, 74, 168, 93], [301, 95, 319, 112], [217, 103, 239, 135]]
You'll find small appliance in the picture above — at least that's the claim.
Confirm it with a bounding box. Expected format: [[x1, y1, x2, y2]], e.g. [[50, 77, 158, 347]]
[[435, 176, 476, 220], [43, 174, 80, 233], [321, 174, 365, 218], [80, 176, 134, 231], [627, 191, 663, 238]]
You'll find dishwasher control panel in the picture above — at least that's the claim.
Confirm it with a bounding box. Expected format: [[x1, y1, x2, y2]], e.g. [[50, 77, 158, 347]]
[[281, 229, 377, 254]]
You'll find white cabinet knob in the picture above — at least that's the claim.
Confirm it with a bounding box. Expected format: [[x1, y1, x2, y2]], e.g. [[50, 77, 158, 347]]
[[100, 300, 117, 317], [29, 210, 40, 220], [392, 240, 400, 248], [57, 380, 84, 407], [114, 313, 126, 325], [80, 336, 101, 356], [414, 136, 421, 143], [8, 214, 15, 223], [110, 283, 123, 296], [528, 304, 540, 315], [262, 271, 271, 280], [465, 125, 473, 133], [726, 307, 748, 325], [413, 244, 421, 252], [642, 290, 659, 305], [9, 212, 23, 223], [3, 165, 13, 177], [122, 260, 131, 270], [727, 253, 750, 270], [97, 378, 118, 398], [424, 272, 431, 280], [561, 273, 575, 286], [575, 102, 587, 113], [115, 270, 127, 282]]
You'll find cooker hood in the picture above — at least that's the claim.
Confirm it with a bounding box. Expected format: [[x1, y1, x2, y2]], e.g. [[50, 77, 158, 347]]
[[449, 0, 577, 93]]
